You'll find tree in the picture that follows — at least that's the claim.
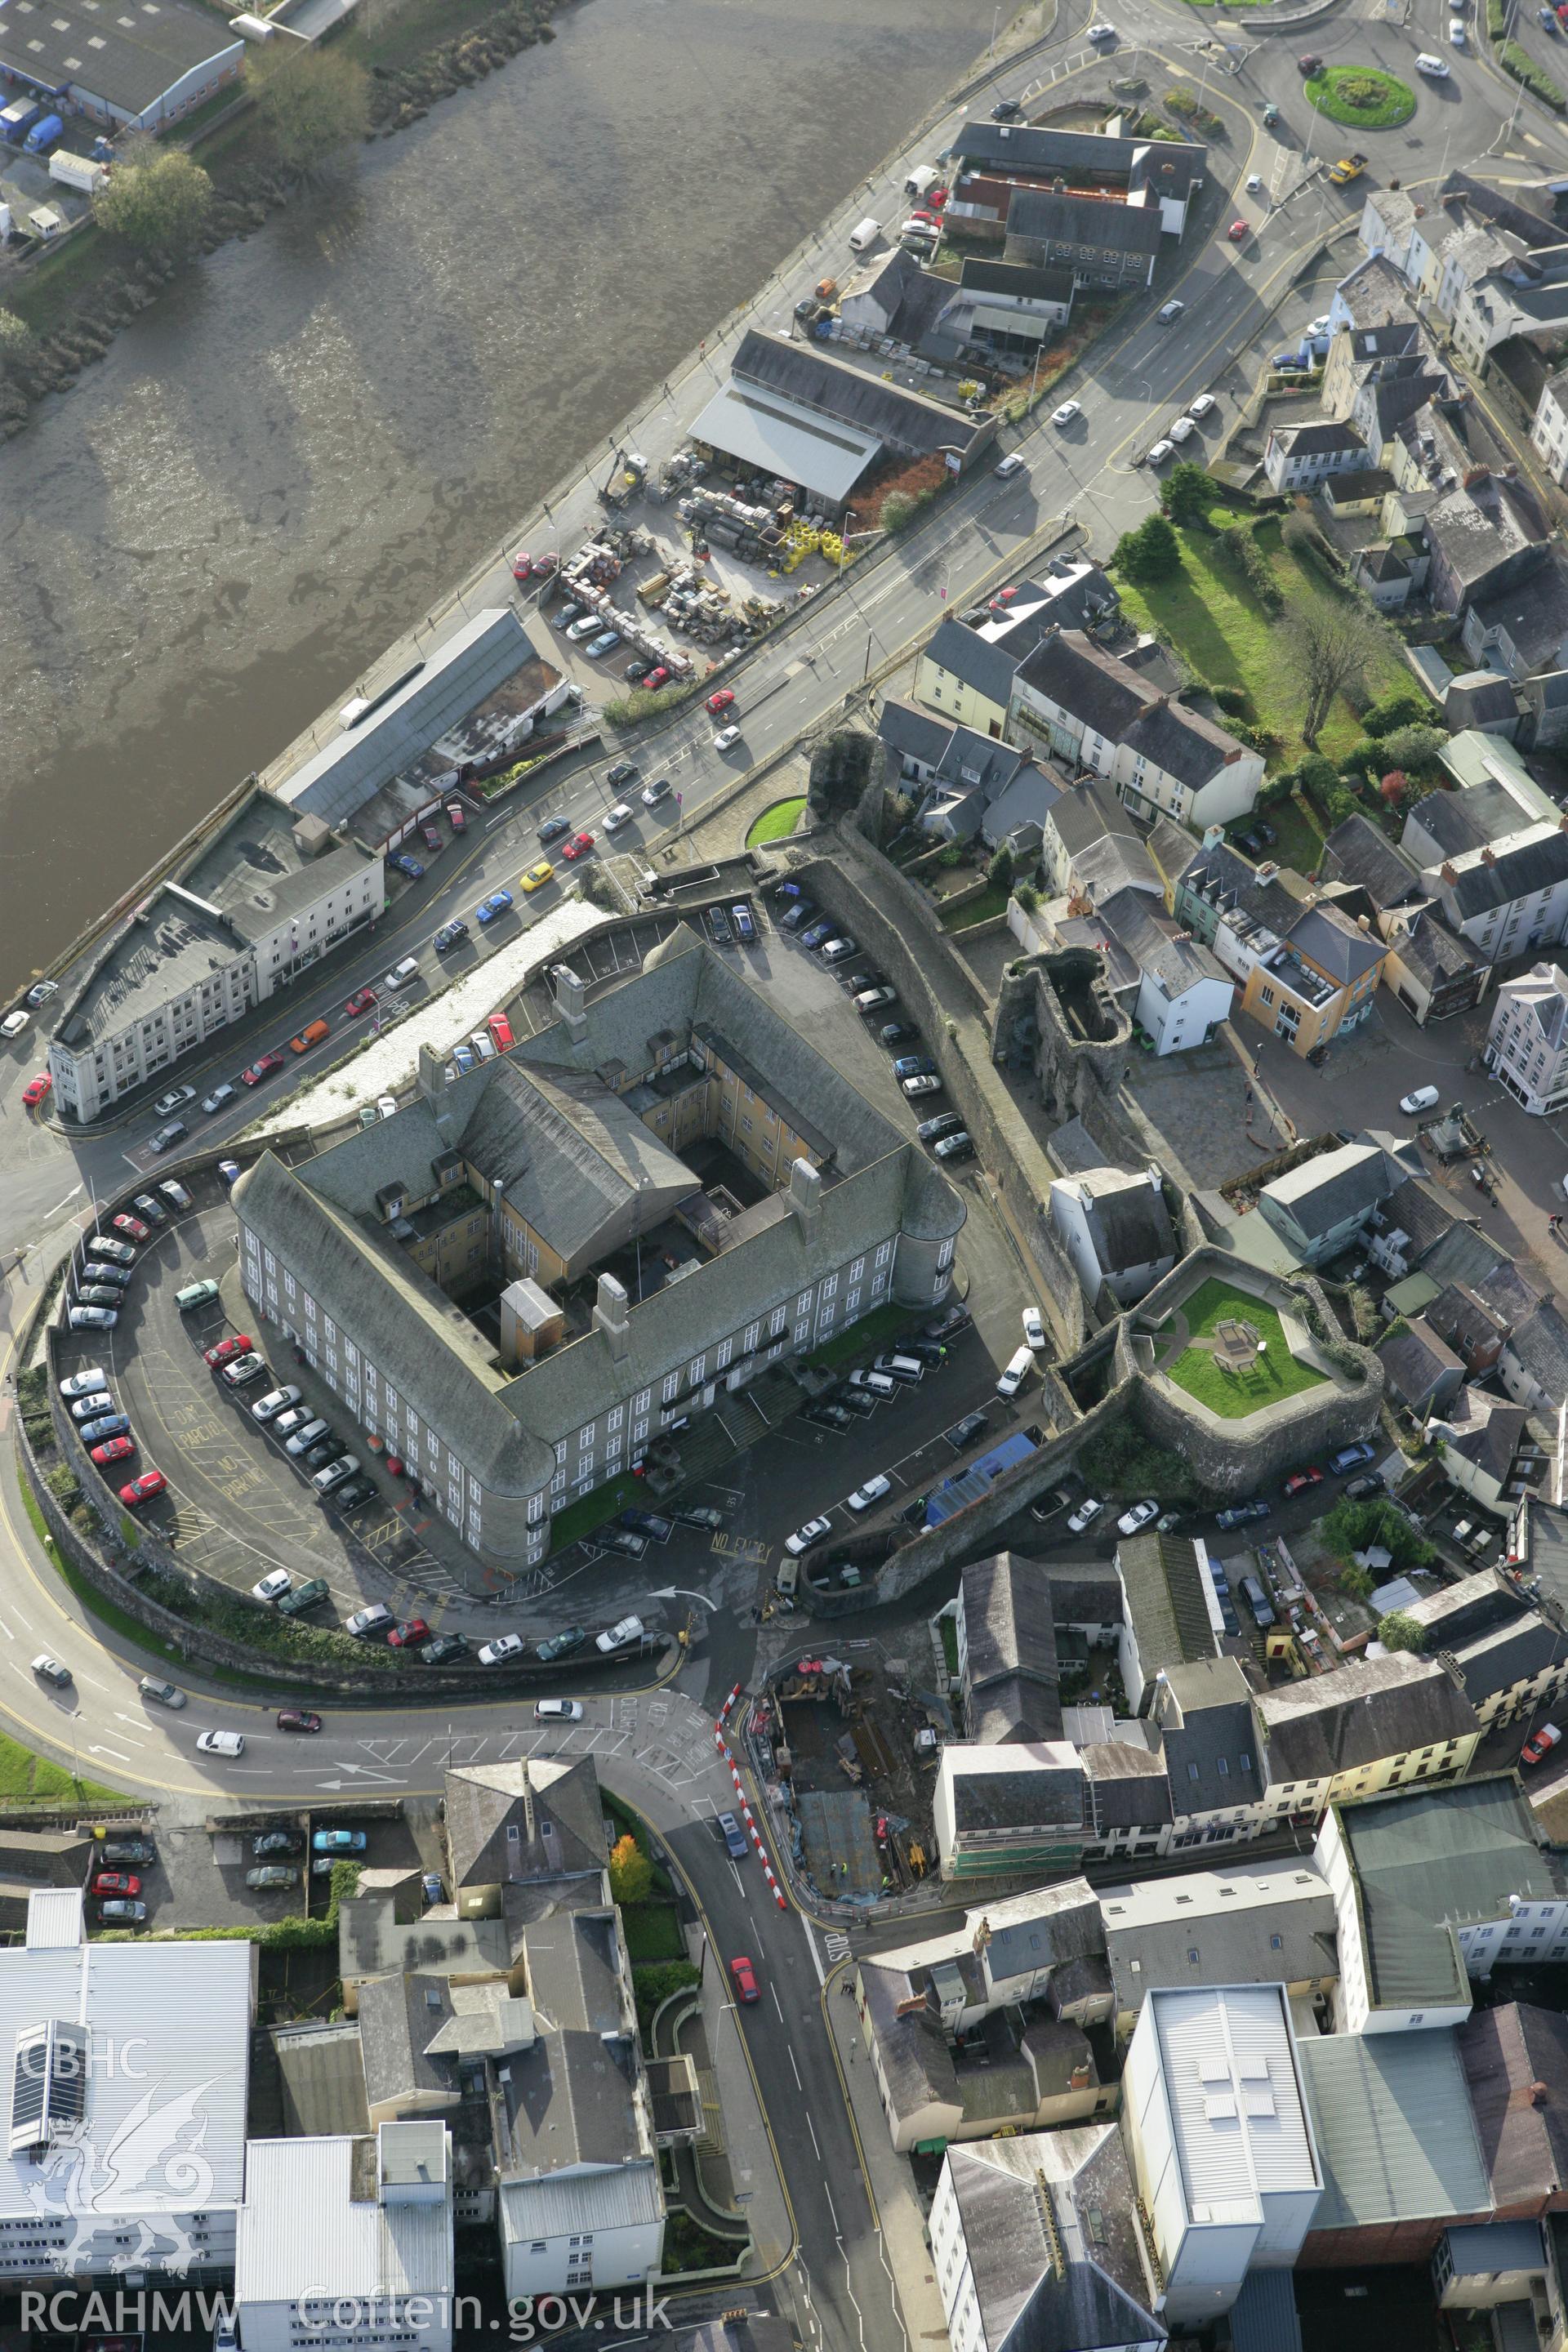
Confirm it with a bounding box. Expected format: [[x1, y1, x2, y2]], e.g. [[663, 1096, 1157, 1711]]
[[608, 1833, 653, 1907], [256, 43, 372, 176], [1113, 512, 1181, 583], [1378, 721, 1446, 776], [1160, 461, 1209, 528], [1286, 601, 1366, 746], [93, 146, 212, 256], [987, 843, 1014, 892], [1379, 1610, 1427, 1653]]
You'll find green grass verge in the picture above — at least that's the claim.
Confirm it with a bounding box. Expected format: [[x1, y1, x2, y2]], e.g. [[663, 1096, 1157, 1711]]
[[746, 797, 807, 848], [1156, 1277, 1327, 1420], [1304, 65, 1416, 127], [1116, 511, 1407, 761]]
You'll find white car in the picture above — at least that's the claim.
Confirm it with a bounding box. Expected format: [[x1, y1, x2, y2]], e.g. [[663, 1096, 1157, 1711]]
[[1168, 416, 1196, 443], [1400, 1085, 1441, 1116], [604, 802, 634, 831], [196, 1730, 246, 1758], [1022, 1306, 1047, 1352], [1050, 401, 1081, 428], [251, 1385, 301, 1424], [847, 1474, 892, 1513], [714, 726, 742, 752], [1415, 49, 1450, 71], [1067, 1496, 1103, 1534], [595, 1614, 646, 1654], [1188, 394, 1216, 419], [60, 1367, 109, 1400], [1147, 438, 1175, 465], [252, 1570, 292, 1603], [785, 1516, 833, 1556], [535, 1698, 584, 1722], [1116, 1499, 1159, 1536], [479, 1635, 527, 1666]]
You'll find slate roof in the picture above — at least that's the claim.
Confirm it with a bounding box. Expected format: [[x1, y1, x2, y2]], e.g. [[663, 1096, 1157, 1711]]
[[1461, 2002, 1568, 2209], [1255, 1652, 1479, 1789], [1321, 813, 1423, 910], [1116, 1533, 1214, 1679], [961, 1552, 1062, 1744], [1005, 187, 1165, 259], [1299, 2031, 1491, 2232], [1331, 1776, 1567, 2011], [942, 2129, 1166, 2352]]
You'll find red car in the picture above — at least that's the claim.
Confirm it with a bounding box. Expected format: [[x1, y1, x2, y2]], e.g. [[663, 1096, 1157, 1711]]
[[120, 1471, 167, 1507], [91, 1873, 140, 1897], [1227, 220, 1249, 242], [560, 831, 595, 862], [729, 1955, 760, 2004], [706, 688, 736, 715], [510, 550, 533, 580], [204, 1333, 255, 1370], [91, 1437, 136, 1467], [389, 1618, 431, 1648], [277, 1708, 322, 1734], [240, 1051, 285, 1087], [114, 1214, 149, 1242], [345, 988, 376, 1017], [21, 1074, 51, 1108], [1282, 1467, 1324, 1498]]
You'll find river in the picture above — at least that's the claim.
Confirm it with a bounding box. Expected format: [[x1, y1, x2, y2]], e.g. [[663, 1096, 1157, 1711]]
[[0, 0, 995, 982]]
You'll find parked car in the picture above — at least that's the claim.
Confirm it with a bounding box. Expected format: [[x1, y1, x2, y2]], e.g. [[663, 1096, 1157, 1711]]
[[1067, 1496, 1103, 1534], [1116, 1499, 1158, 1535], [535, 1698, 584, 1722]]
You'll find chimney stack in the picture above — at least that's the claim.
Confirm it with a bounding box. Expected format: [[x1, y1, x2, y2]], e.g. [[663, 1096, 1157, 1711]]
[[593, 1271, 632, 1361]]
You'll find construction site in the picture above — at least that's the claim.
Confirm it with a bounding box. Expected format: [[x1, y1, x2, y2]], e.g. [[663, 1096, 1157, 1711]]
[[748, 1647, 951, 1908]]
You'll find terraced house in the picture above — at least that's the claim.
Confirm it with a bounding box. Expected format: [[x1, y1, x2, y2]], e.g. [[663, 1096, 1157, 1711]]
[[232, 926, 964, 1568]]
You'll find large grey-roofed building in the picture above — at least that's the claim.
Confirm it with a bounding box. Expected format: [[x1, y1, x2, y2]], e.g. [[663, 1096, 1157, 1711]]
[[274, 607, 537, 830], [234, 925, 964, 1566], [0, 0, 243, 128]]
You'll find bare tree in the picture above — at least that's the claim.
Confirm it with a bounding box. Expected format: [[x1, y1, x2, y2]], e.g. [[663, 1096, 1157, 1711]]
[[1288, 601, 1365, 747]]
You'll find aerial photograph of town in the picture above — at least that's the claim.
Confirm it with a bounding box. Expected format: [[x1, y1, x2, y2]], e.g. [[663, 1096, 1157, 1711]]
[[11, 0, 1568, 2341]]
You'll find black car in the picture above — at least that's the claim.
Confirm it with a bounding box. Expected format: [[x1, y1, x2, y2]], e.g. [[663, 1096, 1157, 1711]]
[[917, 1112, 964, 1143], [606, 761, 639, 789], [433, 920, 469, 954], [671, 1503, 726, 1530], [880, 1022, 919, 1046], [423, 1634, 470, 1664], [991, 96, 1022, 119], [805, 1401, 853, 1432], [947, 1410, 989, 1452], [538, 815, 571, 844]]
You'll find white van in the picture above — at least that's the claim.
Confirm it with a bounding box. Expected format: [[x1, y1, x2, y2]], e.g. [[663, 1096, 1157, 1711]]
[[996, 1346, 1033, 1399], [849, 216, 882, 254]]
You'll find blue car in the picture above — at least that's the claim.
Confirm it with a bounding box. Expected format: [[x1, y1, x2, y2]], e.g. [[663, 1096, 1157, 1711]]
[[312, 1829, 368, 1853], [391, 854, 425, 880], [893, 1055, 937, 1080], [475, 889, 514, 925], [79, 1413, 130, 1444]]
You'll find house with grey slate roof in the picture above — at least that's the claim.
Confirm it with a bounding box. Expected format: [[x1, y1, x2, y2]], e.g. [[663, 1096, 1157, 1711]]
[[233, 925, 964, 1570]]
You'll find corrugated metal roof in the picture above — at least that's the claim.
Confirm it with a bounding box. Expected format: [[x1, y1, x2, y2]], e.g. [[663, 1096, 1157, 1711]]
[[1298, 2032, 1489, 2230], [236, 2136, 453, 2306], [0, 1935, 251, 2219], [1150, 1986, 1318, 2222], [497, 2159, 664, 2241]]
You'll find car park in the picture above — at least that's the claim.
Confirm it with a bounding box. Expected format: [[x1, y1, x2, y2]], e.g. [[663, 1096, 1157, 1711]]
[[220, 1354, 267, 1388], [847, 1474, 891, 1512], [479, 1635, 528, 1666], [1116, 1499, 1159, 1535], [196, 1730, 244, 1757], [1282, 1466, 1323, 1497], [252, 1385, 301, 1423], [69, 1306, 118, 1330], [786, 1517, 832, 1556], [90, 1436, 135, 1466], [138, 1678, 185, 1711], [1400, 1085, 1440, 1115], [476, 889, 514, 924], [1067, 1496, 1103, 1534], [536, 1626, 588, 1664]]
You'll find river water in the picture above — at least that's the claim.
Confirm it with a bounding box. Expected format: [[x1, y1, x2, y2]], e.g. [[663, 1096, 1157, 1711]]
[[0, 0, 991, 980]]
